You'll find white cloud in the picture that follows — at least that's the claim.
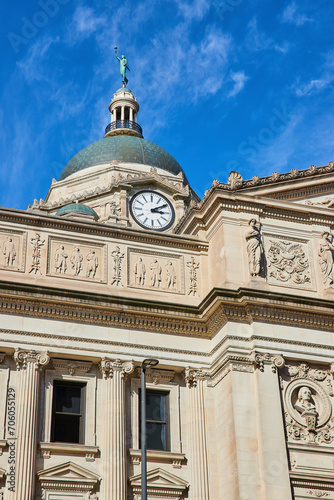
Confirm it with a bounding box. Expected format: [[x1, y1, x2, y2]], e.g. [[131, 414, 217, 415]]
[[17, 36, 59, 84], [66, 6, 106, 43], [295, 78, 332, 96], [246, 18, 289, 53], [281, 2, 313, 26], [227, 71, 248, 98], [175, 0, 210, 21]]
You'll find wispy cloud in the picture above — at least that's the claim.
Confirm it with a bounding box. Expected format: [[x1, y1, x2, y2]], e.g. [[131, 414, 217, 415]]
[[246, 17, 289, 53], [66, 6, 106, 43], [281, 2, 314, 26], [228, 71, 248, 98], [174, 0, 210, 21]]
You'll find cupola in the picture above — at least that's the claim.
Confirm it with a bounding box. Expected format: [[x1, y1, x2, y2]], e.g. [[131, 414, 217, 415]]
[[104, 85, 142, 138]]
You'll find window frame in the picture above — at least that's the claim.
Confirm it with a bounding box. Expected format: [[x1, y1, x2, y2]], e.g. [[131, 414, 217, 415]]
[[42, 369, 97, 446], [131, 377, 182, 454], [51, 380, 86, 444], [139, 389, 169, 451]]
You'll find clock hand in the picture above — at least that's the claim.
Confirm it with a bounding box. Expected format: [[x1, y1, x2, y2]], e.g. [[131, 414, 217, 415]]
[[151, 204, 168, 213]]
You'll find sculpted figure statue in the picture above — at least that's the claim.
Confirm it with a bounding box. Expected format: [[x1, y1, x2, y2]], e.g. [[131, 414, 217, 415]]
[[294, 386, 317, 414], [318, 231, 334, 287], [165, 260, 176, 289], [134, 257, 146, 285], [2, 237, 16, 266], [245, 219, 263, 277], [150, 259, 162, 287], [86, 250, 99, 278], [54, 245, 68, 273], [70, 247, 83, 276], [115, 46, 130, 84]]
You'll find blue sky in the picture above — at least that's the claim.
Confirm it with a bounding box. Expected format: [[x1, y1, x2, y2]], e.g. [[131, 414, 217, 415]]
[[1, 0, 334, 209]]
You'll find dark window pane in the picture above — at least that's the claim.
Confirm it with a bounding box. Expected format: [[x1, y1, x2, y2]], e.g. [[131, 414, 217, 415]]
[[146, 392, 165, 421], [51, 381, 85, 444], [147, 422, 165, 450], [53, 414, 81, 443]]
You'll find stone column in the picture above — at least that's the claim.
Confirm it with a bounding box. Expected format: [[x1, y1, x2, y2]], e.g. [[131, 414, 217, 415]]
[[185, 368, 210, 500], [129, 108, 133, 121], [121, 106, 125, 121], [13, 348, 50, 500], [99, 358, 134, 500]]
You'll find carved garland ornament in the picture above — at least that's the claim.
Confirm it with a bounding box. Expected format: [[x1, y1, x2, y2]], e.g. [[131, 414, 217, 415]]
[[267, 239, 311, 284]]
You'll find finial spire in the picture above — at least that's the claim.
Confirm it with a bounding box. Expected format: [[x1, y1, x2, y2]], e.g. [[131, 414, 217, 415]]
[[114, 46, 130, 85]]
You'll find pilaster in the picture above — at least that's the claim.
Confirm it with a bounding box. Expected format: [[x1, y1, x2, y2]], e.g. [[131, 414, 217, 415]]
[[99, 358, 134, 500], [13, 348, 49, 500], [185, 367, 210, 500]]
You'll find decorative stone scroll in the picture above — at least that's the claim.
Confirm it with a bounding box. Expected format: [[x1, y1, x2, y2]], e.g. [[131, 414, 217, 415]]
[[0, 229, 27, 272], [111, 246, 124, 286], [29, 232, 45, 274], [264, 234, 314, 289], [187, 256, 200, 296], [128, 249, 185, 294], [47, 237, 107, 283], [280, 361, 334, 445]]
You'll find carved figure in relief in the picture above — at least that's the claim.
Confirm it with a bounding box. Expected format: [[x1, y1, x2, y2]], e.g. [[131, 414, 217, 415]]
[[318, 231, 334, 287], [29, 233, 45, 274], [165, 260, 176, 289], [111, 246, 124, 286], [294, 386, 317, 414], [54, 245, 68, 273], [134, 257, 146, 285], [86, 250, 99, 278], [150, 259, 162, 287], [70, 247, 83, 276], [245, 219, 263, 277], [187, 256, 199, 296], [2, 237, 16, 266]]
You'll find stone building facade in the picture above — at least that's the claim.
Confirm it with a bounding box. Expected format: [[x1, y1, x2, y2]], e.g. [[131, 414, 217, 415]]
[[1, 86, 334, 499]]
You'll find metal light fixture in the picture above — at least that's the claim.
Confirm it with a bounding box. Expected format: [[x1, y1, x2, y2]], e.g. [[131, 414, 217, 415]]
[[141, 358, 159, 500]]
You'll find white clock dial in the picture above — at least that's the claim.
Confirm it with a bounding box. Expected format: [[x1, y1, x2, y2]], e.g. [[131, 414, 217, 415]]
[[130, 191, 175, 231]]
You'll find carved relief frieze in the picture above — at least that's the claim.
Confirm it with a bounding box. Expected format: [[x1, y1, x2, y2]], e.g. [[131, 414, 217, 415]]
[[280, 361, 334, 446], [111, 246, 124, 286], [187, 256, 200, 296], [29, 233, 46, 274], [0, 229, 27, 273], [127, 248, 185, 294], [264, 234, 315, 290], [47, 236, 107, 283]]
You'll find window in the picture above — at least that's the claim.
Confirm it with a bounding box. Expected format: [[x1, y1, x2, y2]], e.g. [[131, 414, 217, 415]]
[[51, 381, 85, 444], [139, 390, 169, 451]]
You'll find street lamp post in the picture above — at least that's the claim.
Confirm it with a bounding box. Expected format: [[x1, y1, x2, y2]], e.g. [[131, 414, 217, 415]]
[[141, 358, 159, 500]]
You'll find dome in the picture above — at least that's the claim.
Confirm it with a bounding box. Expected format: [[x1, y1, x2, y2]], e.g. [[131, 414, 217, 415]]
[[56, 203, 98, 219], [58, 136, 187, 182], [115, 87, 132, 93]]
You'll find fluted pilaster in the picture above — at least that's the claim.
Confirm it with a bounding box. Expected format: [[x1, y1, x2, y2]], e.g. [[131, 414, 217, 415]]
[[13, 348, 49, 500], [99, 358, 134, 500], [185, 367, 210, 500]]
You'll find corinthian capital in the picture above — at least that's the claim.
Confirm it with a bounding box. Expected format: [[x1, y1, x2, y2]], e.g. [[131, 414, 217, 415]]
[[14, 348, 50, 372], [99, 358, 134, 379], [184, 367, 209, 388]]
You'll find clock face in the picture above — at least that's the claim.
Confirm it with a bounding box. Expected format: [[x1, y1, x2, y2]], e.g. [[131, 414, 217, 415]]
[[130, 190, 175, 231]]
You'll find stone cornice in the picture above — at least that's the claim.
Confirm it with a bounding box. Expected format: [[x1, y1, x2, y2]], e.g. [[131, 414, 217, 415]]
[[0, 206, 208, 252], [3, 284, 334, 339], [175, 188, 334, 234]]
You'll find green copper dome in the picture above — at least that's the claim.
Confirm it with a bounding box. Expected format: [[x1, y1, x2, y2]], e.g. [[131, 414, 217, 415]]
[[58, 136, 186, 182], [56, 203, 98, 219]]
